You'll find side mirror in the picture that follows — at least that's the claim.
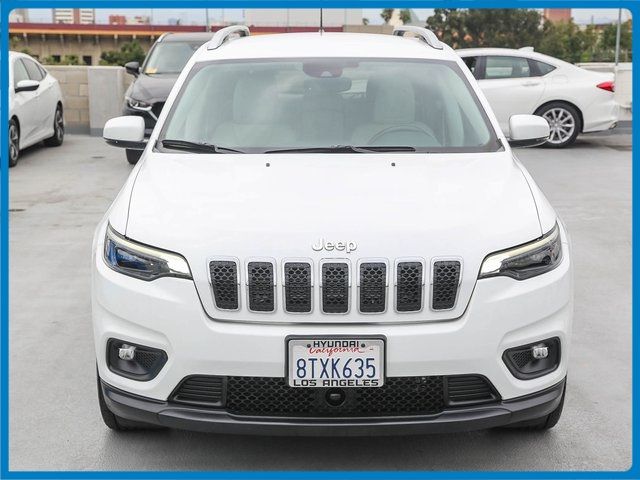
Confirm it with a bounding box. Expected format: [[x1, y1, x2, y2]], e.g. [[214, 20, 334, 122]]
[[103, 116, 146, 149], [508, 114, 550, 148], [15, 79, 40, 93], [124, 61, 140, 77]]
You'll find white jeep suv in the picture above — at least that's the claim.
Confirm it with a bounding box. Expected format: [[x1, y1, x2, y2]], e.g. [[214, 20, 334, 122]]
[[94, 26, 573, 435]]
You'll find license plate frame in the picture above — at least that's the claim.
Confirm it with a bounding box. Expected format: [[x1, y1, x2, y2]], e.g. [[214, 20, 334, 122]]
[[286, 335, 386, 388]]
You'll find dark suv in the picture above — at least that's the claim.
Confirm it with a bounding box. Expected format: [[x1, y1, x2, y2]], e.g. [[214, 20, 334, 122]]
[[122, 32, 211, 164]]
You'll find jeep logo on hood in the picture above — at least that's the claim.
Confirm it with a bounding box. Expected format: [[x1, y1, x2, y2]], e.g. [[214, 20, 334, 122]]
[[312, 238, 358, 254]]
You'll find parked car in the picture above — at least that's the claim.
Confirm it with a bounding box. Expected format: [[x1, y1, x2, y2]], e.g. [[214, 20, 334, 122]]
[[8, 51, 64, 167], [96, 26, 572, 435], [457, 47, 619, 147], [121, 32, 211, 164]]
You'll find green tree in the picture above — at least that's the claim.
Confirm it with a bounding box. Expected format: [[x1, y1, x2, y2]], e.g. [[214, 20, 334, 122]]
[[426, 9, 543, 49], [99, 40, 146, 66], [601, 20, 632, 62], [399, 9, 411, 24], [380, 9, 394, 24]]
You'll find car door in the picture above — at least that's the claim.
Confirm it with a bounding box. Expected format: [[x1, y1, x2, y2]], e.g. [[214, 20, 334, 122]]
[[22, 58, 55, 141], [11, 58, 41, 148], [476, 55, 545, 133]]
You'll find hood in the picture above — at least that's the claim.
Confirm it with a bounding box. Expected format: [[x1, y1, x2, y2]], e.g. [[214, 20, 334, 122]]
[[123, 151, 545, 323], [127, 73, 178, 104]]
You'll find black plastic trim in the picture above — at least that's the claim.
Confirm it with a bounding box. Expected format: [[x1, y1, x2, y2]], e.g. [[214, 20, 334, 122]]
[[100, 377, 566, 436], [106, 338, 168, 382], [502, 337, 561, 380]]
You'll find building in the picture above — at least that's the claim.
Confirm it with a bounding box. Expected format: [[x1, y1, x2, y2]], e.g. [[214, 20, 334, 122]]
[[9, 9, 28, 23], [53, 9, 95, 25], [108, 15, 126, 26], [543, 9, 572, 23], [244, 9, 362, 27]]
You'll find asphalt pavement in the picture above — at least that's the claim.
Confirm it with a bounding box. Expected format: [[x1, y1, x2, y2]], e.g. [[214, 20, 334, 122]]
[[8, 129, 632, 471]]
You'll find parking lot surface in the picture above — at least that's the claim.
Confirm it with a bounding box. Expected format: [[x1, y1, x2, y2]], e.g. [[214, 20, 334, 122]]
[[9, 131, 631, 471]]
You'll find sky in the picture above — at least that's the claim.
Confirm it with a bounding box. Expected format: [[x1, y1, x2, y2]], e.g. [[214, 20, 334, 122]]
[[25, 8, 631, 26]]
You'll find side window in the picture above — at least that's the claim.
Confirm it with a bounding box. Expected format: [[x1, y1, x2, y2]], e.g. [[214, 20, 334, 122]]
[[485, 56, 531, 79], [12, 59, 29, 87], [462, 57, 478, 76], [22, 59, 45, 81], [531, 60, 556, 76]]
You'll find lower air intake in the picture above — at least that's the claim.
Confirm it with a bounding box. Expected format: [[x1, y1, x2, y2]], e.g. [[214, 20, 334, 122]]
[[171, 376, 225, 407], [445, 375, 498, 406]]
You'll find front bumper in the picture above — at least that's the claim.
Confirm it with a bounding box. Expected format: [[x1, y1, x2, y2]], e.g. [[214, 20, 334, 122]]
[[101, 378, 566, 435]]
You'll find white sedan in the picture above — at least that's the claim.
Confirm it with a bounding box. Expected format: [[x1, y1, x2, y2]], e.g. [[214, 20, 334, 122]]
[[457, 47, 619, 147], [8, 51, 64, 167]]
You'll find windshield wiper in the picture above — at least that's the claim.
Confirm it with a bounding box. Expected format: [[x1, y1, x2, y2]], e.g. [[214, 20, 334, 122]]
[[160, 139, 245, 154], [264, 145, 416, 154]]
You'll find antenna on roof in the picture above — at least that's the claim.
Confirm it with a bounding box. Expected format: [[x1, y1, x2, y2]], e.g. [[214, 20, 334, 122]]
[[319, 8, 324, 34]]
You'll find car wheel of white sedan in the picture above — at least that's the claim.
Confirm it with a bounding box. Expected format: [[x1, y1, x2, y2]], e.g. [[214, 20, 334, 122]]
[[8, 119, 20, 168], [536, 102, 581, 148], [44, 105, 64, 147]]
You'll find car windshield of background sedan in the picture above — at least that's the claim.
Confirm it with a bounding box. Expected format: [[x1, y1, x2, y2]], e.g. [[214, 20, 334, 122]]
[[143, 42, 204, 75], [159, 58, 501, 153]]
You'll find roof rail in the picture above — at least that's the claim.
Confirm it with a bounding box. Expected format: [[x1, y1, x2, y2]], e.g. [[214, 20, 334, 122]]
[[207, 25, 250, 50], [392, 26, 443, 50]]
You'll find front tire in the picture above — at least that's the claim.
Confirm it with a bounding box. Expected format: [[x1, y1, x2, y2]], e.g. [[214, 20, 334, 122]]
[[126, 149, 143, 165], [8, 119, 20, 168], [97, 369, 164, 431], [44, 105, 64, 147], [535, 102, 581, 148]]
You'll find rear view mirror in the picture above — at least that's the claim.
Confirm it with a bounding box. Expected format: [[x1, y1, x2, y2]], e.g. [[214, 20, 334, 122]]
[[103, 116, 146, 149], [508, 114, 550, 148], [125, 61, 140, 77], [15, 79, 40, 93]]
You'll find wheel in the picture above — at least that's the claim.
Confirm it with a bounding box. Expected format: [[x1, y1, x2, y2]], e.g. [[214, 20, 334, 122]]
[[126, 149, 143, 165], [8, 119, 20, 168], [44, 104, 64, 147], [500, 382, 566, 431], [535, 102, 581, 148], [96, 368, 164, 431]]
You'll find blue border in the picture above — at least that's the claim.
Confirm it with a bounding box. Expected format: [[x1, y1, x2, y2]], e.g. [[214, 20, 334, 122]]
[[1, 1, 637, 478]]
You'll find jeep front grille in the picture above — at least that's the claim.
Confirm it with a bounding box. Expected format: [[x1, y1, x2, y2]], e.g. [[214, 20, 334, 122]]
[[432, 260, 461, 310], [396, 261, 424, 312], [209, 260, 239, 310], [283, 262, 312, 313], [359, 262, 387, 313], [247, 261, 275, 312], [208, 257, 462, 315], [321, 262, 350, 314]]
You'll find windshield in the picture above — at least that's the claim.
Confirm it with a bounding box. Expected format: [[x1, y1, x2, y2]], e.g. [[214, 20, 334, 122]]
[[143, 41, 204, 75], [160, 58, 499, 153]]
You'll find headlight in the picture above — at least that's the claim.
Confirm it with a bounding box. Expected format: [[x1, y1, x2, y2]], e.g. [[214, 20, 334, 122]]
[[126, 96, 152, 111], [104, 225, 192, 281], [479, 223, 562, 280]]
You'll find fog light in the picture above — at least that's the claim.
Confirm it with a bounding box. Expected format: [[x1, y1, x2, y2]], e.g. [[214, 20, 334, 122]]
[[107, 338, 167, 381], [532, 344, 549, 359], [503, 337, 560, 380], [118, 344, 136, 360]]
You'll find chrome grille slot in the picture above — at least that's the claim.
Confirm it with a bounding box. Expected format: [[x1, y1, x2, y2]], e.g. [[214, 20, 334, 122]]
[[321, 261, 350, 314], [396, 261, 424, 312], [247, 261, 275, 312], [209, 260, 239, 310], [359, 262, 387, 313], [432, 260, 461, 310], [283, 261, 312, 313]]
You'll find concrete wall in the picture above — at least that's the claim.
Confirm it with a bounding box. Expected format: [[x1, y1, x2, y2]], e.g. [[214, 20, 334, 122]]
[[47, 65, 132, 134]]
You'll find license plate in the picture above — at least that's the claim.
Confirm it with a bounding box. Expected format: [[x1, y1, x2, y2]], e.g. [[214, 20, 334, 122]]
[[288, 338, 384, 388]]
